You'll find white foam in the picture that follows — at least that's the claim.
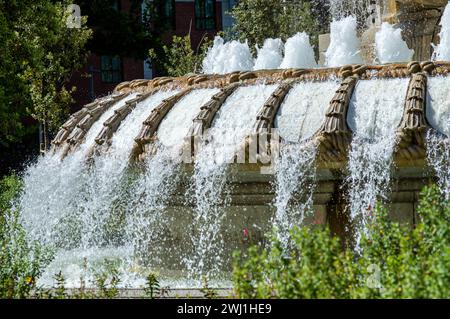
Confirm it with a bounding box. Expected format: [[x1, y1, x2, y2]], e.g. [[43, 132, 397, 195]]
[[375, 22, 414, 64], [275, 80, 340, 142], [254, 38, 283, 70], [202, 36, 254, 74], [279, 33, 317, 69], [325, 16, 363, 67]]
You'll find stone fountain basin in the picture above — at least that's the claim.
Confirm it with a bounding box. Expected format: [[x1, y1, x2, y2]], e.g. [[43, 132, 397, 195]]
[[49, 62, 449, 270]]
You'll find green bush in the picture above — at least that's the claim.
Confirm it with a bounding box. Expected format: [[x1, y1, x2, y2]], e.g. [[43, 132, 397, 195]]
[[0, 174, 54, 298], [0, 173, 22, 211], [0, 209, 55, 298], [233, 185, 449, 299]]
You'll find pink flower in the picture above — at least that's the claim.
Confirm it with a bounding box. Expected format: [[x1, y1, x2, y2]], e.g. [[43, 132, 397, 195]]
[[367, 205, 373, 218], [313, 211, 322, 225]]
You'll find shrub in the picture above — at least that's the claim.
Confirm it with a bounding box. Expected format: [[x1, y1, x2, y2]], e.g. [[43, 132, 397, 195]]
[[0, 174, 54, 298], [0, 173, 22, 211], [0, 208, 54, 298], [144, 272, 160, 299], [92, 259, 121, 299], [233, 185, 449, 299]]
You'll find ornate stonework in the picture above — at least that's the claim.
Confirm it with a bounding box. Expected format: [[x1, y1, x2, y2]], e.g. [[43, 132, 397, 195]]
[[52, 62, 450, 170]]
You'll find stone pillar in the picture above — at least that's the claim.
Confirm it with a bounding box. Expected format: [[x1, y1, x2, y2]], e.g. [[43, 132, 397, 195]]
[[318, 34, 330, 66], [382, 0, 447, 61]]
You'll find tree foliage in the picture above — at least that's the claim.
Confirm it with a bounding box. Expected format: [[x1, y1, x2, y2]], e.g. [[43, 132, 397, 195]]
[[149, 35, 212, 77], [0, 0, 92, 174], [233, 185, 450, 298], [230, 0, 329, 50]]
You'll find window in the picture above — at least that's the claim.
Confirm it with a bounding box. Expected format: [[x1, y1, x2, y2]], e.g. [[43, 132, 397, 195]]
[[101, 55, 122, 83], [111, 0, 121, 11], [158, 0, 176, 30], [221, 0, 236, 31], [195, 0, 216, 30], [143, 58, 153, 79]]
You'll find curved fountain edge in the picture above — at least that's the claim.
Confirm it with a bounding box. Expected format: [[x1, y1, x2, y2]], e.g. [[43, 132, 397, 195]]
[[51, 61, 450, 168]]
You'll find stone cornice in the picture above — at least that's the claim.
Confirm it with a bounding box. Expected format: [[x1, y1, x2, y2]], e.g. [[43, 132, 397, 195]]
[[51, 62, 450, 168]]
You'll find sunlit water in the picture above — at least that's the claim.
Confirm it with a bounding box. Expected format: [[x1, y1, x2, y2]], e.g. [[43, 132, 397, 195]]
[[426, 76, 450, 199], [375, 22, 414, 64], [19, 90, 184, 287], [326, 16, 363, 67], [433, 3, 450, 61], [185, 84, 277, 279], [202, 36, 254, 74], [272, 80, 338, 248], [279, 32, 317, 69], [275, 80, 339, 142], [254, 38, 283, 70], [347, 78, 409, 248]]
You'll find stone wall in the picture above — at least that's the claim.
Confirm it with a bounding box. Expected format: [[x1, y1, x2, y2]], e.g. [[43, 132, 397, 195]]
[[137, 167, 430, 271]]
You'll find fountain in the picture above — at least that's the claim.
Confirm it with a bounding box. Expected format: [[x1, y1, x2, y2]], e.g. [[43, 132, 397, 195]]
[[254, 38, 284, 70], [19, 60, 450, 287], [16, 2, 450, 289], [321, 1, 448, 64]]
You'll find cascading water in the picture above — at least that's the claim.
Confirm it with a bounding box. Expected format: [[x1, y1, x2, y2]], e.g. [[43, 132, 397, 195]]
[[272, 143, 317, 249], [426, 76, 450, 199], [19, 92, 138, 248], [273, 80, 339, 247], [329, 0, 370, 22], [279, 32, 317, 69], [275, 81, 340, 143], [19, 90, 183, 287], [427, 131, 450, 200], [375, 22, 414, 64], [157, 88, 221, 149], [346, 78, 409, 247], [202, 36, 254, 74], [254, 38, 283, 70], [325, 16, 363, 67], [433, 3, 450, 61], [74, 90, 179, 250], [186, 84, 278, 279], [125, 88, 221, 272]]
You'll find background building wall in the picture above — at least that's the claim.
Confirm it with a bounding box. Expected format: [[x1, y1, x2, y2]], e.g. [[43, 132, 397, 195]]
[[69, 0, 227, 112]]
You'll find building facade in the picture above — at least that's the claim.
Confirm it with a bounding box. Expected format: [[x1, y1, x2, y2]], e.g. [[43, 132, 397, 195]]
[[70, 0, 227, 112]]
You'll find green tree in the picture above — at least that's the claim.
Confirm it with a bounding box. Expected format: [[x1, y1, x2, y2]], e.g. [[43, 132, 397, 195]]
[[230, 0, 328, 51], [0, 0, 92, 173], [0, 174, 22, 212], [149, 34, 212, 77]]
